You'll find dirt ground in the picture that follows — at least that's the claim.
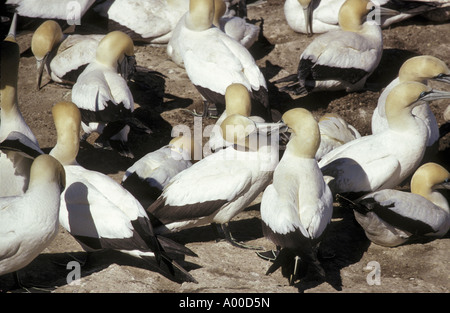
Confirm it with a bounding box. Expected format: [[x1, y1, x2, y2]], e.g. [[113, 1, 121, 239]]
[[1, 0, 449, 294]]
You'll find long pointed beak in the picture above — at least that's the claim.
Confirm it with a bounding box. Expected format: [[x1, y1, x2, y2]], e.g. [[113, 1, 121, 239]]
[[419, 89, 450, 102], [436, 179, 450, 190], [254, 121, 288, 135], [36, 56, 47, 91], [433, 73, 450, 85], [302, 3, 314, 37], [379, 7, 399, 17]]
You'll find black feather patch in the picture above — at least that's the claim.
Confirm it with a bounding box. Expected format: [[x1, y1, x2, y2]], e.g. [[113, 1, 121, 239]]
[[147, 196, 228, 225], [122, 172, 163, 207], [0, 131, 43, 158], [298, 58, 369, 85], [79, 100, 132, 125]]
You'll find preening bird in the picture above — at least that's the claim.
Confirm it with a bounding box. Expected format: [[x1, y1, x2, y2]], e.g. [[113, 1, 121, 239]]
[[147, 110, 286, 249], [71, 30, 148, 158], [31, 19, 104, 90], [318, 81, 450, 196], [121, 135, 202, 208], [284, 0, 450, 36], [166, 0, 270, 120], [260, 108, 333, 285], [371, 55, 450, 151], [213, 0, 259, 49], [338, 162, 450, 247], [49, 101, 197, 283], [0, 13, 43, 197], [0, 155, 65, 280], [316, 113, 361, 161], [275, 0, 396, 96]]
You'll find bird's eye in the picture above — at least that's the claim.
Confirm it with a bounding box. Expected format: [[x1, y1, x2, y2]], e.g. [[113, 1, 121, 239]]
[[419, 91, 431, 99]]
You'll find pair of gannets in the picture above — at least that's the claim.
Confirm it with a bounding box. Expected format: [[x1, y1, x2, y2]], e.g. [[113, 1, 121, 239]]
[[276, 0, 397, 96], [167, 0, 270, 120], [121, 135, 202, 208], [371, 55, 450, 151], [71, 30, 148, 158], [147, 86, 285, 248], [31, 19, 104, 90], [318, 81, 450, 196], [0, 13, 43, 197], [49, 101, 197, 283], [260, 108, 333, 285], [0, 155, 65, 281], [338, 162, 450, 247], [285, 0, 450, 36]]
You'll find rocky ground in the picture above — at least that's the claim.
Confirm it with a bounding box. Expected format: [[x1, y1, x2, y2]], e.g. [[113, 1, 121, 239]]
[[0, 0, 449, 294]]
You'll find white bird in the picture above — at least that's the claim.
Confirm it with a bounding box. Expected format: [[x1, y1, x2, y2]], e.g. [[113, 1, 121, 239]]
[[0, 14, 43, 198], [205, 83, 265, 156], [147, 110, 286, 248], [71, 30, 147, 158], [213, 0, 259, 49], [49, 101, 198, 283], [6, 0, 95, 22], [318, 81, 450, 196], [0, 154, 65, 281], [31, 19, 104, 90], [316, 113, 361, 161], [166, 0, 270, 120], [276, 0, 396, 96], [337, 162, 450, 247], [284, 0, 450, 36], [260, 108, 333, 285], [99, 0, 190, 44], [371, 55, 450, 152], [121, 135, 202, 208]]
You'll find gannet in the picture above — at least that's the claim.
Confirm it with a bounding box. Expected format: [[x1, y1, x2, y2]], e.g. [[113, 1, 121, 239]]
[[213, 0, 259, 49], [6, 0, 95, 22], [166, 0, 270, 119], [71, 30, 146, 158], [0, 155, 65, 279], [103, 0, 190, 44], [318, 81, 450, 196], [316, 113, 361, 161], [0, 13, 43, 197], [49, 101, 197, 283], [260, 108, 333, 285], [284, 0, 450, 36], [275, 0, 396, 96], [338, 162, 450, 247], [147, 112, 286, 248], [121, 135, 202, 208], [31, 19, 104, 90], [371, 55, 450, 151]]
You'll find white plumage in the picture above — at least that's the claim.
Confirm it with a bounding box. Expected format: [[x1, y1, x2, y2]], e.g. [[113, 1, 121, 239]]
[[102, 0, 190, 44], [71, 30, 139, 158], [276, 0, 389, 96], [6, 0, 95, 21], [167, 0, 270, 119], [0, 14, 43, 198], [338, 162, 450, 247], [121, 135, 201, 207], [147, 111, 285, 248], [31, 20, 104, 90], [260, 108, 333, 284], [0, 155, 65, 278], [319, 81, 450, 196], [284, 0, 450, 35], [371, 55, 450, 150], [316, 113, 361, 161], [49, 101, 197, 283]]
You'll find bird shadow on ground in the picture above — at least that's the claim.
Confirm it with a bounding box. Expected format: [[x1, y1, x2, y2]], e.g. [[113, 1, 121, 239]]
[[0, 248, 200, 293]]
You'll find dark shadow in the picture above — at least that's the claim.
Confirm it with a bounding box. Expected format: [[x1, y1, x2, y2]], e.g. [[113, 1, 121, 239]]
[[248, 18, 275, 61]]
